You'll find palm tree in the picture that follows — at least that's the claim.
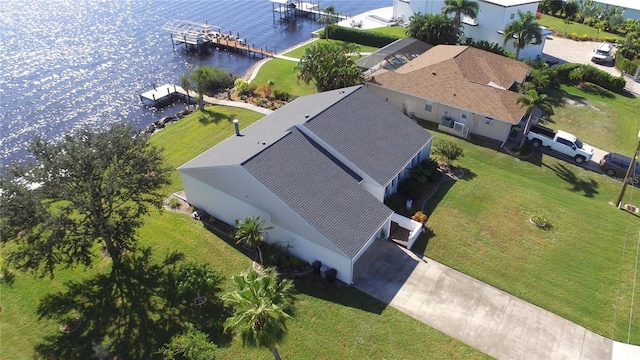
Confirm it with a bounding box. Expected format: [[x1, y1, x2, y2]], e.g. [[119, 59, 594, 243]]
[[442, 0, 480, 39], [502, 10, 543, 60], [517, 89, 553, 147], [222, 267, 295, 360], [317, 5, 338, 40], [234, 216, 272, 264]]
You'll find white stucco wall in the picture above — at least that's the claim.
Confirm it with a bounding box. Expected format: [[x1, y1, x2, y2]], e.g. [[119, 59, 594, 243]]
[[392, 0, 544, 59], [268, 224, 354, 284]]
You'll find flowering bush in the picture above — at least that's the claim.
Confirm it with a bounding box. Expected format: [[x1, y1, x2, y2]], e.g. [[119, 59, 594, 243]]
[[411, 211, 428, 224]]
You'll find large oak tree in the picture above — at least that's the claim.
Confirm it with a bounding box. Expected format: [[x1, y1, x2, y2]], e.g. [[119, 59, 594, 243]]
[[0, 124, 171, 277]]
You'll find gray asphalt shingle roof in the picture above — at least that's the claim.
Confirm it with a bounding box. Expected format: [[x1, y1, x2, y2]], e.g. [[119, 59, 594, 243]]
[[304, 86, 433, 186], [178, 86, 361, 169], [243, 127, 392, 259]]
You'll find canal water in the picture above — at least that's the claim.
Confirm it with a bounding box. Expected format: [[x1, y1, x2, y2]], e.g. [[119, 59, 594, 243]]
[[0, 0, 390, 165]]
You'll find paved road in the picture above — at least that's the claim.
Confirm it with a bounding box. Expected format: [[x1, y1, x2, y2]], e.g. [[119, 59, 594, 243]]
[[542, 36, 640, 95], [354, 240, 640, 360]]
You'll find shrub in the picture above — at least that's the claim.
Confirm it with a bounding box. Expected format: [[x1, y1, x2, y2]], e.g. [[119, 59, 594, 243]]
[[256, 84, 273, 98], [384, 193, 407, 215], [328, 26, 401, 48], [411, 211, 428, 224], [398, 177, 422, 199], [234, 78, 255, 96], [615, 55, 640, 75], [550, 63, 624, 93], [273, 89, 293, 101], [464, 39, 514, 58], [168, 197, 181, 209], [432, 139, 464, 166], [264, 242, 305, 271], [409, 158, 439, 184]]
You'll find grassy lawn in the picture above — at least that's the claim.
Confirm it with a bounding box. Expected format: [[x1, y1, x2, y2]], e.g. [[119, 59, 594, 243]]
[[537, 14, 623, 41], [0, 106, 488, 359], [544, 84, 640, 155], [418, 85, 640, 344], [252, 39, 379, 96], [282, 38, 380, 59], [251, 58, 317, 96], [367, 25, 407, 38]]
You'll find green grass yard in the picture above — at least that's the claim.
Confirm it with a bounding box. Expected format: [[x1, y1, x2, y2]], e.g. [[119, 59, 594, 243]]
[[537, 14, 623, 41], [282, 38, 379, 59], [251, 58, 317, 96], [544, 84, 640, 155], [420, 88, 640, 343]]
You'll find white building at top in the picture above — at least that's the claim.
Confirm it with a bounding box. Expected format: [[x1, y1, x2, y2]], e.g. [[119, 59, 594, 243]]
[[585, 0, 640, 21], [392, 0, 551, 60]]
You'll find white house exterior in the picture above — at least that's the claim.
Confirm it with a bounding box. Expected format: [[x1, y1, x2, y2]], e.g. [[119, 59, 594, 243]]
[[179, 86, 432, 284], [393, 0, 550, 59], [589, 0, 640, 21], [366, 45, 531, 145]]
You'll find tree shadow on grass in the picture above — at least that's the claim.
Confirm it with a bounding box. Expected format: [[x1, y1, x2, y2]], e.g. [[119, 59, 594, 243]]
[[454, 166, 477, 182], [291, 274, 387, 315], [34, 247, 231, 359], [198, 108, 235, 125], [543, 163, 599, 197], [579, 83, 615, 99], [421, 180, 456, 216]]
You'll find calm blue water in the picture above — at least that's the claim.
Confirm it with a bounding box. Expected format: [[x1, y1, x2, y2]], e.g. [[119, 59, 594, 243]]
[[0, 0, 390, 166]]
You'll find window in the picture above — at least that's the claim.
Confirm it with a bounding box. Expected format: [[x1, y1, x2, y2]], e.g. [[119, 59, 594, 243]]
[[425, 100, 433, 112], [461, 111, 468, 119], [485, 117, 493, 125], [510, 13, 514, 19]]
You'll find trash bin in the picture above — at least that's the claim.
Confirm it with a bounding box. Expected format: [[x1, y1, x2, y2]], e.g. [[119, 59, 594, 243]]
[[320, 265, 328, 279], [312, 261, 322, 276], [326, 268, 337, 283]]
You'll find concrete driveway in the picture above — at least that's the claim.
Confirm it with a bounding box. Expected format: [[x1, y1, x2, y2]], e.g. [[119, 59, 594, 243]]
[[354, 240, 640, 360]]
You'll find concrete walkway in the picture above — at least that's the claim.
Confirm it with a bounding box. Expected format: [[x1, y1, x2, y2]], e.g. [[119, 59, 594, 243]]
[[354, 240, 640, 360], [173, 85, 273, 115]]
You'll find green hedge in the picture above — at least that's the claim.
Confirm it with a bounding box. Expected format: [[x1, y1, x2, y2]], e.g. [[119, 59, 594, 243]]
[[550, 63, 626, 93], [327, 26, 402, 48], [615, 55, 640, 76]]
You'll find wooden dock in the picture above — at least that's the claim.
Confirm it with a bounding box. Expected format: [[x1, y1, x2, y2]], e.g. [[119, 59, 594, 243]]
[[162, 20, 273, 58]]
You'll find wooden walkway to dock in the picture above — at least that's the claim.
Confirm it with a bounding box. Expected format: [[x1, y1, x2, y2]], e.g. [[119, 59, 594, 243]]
[[162, 20, 274, 58]]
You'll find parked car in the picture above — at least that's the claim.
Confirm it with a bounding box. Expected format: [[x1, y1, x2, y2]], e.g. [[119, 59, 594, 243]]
[[591, 42, 614, 64], [599, 152, 640, 185], [527, 124, 595, 164]]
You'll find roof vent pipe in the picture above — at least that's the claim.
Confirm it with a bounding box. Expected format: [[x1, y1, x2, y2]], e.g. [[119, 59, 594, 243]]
[[233, 119, 240, 136]]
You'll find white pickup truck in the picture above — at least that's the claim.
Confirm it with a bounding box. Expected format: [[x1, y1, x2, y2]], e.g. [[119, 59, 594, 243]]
[[527, 124, 595, 164]]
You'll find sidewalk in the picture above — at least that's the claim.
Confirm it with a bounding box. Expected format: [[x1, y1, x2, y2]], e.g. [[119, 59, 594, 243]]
[[355, 238, 640, 360]]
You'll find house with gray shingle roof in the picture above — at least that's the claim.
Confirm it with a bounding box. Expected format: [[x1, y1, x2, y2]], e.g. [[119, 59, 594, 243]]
[[178, 85, 433, 284], [366, 45, 532, 145]]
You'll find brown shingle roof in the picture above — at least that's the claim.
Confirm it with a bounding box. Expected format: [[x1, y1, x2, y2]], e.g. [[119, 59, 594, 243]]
[[370, 45, 531, 124]]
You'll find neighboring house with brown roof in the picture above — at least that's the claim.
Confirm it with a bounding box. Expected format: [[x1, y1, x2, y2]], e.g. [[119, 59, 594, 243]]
[[366, 45, 532, 145]]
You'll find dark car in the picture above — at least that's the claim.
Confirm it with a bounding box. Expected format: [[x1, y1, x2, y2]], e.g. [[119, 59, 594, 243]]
[[599, 152, 640, 184]]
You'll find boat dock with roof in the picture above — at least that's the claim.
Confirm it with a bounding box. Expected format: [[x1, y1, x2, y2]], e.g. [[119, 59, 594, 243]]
[[270, 0, 351, 20], [162, 20, 274, 58]]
